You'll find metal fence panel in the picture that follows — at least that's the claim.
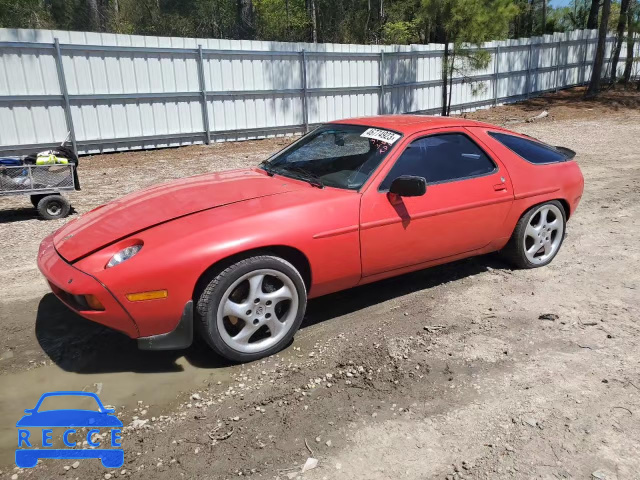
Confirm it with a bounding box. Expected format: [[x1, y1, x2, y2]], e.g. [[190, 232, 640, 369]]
[[0, 27, 638, 156]]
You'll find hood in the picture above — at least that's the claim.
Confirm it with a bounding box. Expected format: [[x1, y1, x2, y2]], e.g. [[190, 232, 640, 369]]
[[54, 169, 298, 262]]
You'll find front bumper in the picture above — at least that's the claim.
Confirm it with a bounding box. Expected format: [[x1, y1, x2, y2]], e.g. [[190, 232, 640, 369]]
[[37, 233, 139, 338]]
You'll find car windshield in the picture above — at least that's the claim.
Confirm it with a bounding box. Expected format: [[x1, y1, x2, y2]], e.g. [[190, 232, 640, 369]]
[[35, 395, 103, 412], [261, 124, 401, 190]]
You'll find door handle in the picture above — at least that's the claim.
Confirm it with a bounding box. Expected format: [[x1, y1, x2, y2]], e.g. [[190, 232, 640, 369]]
[[493, 183, 507, 192]]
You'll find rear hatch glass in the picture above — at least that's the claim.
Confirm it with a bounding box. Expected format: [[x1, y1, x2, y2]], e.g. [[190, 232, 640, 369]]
[[489, 131, 575, 164]]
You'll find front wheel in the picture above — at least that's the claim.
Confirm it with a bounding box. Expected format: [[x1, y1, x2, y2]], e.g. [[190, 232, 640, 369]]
[[196, 255, 307, 363], [503, 201, 566, 269]]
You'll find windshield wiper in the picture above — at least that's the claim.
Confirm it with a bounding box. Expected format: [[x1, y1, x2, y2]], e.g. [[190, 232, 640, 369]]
[[280, 165, 324, 188], [269, 164, 324, 188]]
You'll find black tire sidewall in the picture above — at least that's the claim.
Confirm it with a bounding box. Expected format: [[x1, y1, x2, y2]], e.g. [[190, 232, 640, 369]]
[[37, 195, 70, 220], [515, 200, 567, 268], [200, 256, 307, 363]]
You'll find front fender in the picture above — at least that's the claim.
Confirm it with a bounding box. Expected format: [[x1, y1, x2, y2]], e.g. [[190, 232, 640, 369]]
[[76, 190, 361, 337]]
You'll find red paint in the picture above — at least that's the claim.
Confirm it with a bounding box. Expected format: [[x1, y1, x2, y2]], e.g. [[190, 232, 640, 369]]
[[37, 115, 584, 340]]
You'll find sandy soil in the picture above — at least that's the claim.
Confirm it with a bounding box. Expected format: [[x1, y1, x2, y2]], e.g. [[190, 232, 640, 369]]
[[0, 86, 638, 480]]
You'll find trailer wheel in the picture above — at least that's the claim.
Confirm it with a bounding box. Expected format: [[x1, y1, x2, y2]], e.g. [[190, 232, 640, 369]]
[[37, 195, 70, 220]]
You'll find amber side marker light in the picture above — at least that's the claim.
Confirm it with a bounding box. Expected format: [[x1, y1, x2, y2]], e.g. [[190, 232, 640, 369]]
[[126, 290, 168, 302], [85, 294, 105, 311]]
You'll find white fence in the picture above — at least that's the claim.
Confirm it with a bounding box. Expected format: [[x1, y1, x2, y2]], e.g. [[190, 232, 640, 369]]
[[0, 28, 637, 156]]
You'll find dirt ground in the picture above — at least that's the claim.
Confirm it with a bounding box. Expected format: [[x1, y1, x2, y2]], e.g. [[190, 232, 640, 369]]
[[0, 86, 639, 480]]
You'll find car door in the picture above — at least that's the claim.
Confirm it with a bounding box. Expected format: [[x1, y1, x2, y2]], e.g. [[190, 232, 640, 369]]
[[359, 128, 514, 277]]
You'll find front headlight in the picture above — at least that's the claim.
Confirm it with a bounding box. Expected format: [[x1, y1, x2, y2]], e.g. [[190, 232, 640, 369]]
[[106, 244, 142, 269]]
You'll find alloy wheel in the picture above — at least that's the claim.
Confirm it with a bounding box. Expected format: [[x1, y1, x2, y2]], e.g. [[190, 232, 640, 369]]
[[523, 203, 564, 264], [216, 269, 298, 354]]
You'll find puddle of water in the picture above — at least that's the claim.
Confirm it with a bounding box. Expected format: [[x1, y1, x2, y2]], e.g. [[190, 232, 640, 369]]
[[0, 356, 234, 467]]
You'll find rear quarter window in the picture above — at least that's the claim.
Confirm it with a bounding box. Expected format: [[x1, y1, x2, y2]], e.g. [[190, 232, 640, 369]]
[[489, 132, 569, 164]]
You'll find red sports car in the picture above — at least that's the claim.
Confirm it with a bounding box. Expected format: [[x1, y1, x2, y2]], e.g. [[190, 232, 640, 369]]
[[38, 116, 584, 362]]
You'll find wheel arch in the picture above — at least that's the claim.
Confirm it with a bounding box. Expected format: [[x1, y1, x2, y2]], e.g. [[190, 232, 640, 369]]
[[192, 245, 312, 305], [515, 197, 571, 224]]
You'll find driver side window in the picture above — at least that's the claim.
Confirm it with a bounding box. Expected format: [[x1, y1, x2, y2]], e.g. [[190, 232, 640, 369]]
[[379, 133, 496, 190]]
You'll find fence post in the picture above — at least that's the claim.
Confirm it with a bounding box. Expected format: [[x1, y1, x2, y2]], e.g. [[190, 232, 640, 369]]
[[526, 42, 533, 99], [197, 45, 211, 145], [300, 49, 309, 133], [582, 34, 589, 85], [379, 50, 385, 115], [554, 40, 561, 93], [493, 44, 500, 106], [53, 38, 78, 156]]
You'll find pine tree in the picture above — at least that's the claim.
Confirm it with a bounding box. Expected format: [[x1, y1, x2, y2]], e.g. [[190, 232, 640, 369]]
[[419, 0, 517, 115]]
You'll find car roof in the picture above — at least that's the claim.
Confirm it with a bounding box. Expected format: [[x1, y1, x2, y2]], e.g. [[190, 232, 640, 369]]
[[330, 114, 500, 135]]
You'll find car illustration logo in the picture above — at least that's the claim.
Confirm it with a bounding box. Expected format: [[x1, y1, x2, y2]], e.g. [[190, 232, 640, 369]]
[[15, 391, 123, 468]]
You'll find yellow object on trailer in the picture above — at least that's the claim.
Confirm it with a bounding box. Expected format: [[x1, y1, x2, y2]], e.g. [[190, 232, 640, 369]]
[[35, 152, 69, 165]]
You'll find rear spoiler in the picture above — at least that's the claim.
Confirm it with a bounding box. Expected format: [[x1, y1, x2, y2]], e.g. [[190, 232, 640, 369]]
[[554, 146, 576, 160]]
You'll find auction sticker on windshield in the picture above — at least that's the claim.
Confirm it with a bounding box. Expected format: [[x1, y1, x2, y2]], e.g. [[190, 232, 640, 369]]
[[360, 128, 401, 144]]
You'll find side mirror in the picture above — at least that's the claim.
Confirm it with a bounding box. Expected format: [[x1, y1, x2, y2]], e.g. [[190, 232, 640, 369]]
[[389, 175, 426, 197]]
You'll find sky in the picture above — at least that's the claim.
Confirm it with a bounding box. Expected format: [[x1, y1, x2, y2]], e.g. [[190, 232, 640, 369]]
[[550, 0, 572, 6]]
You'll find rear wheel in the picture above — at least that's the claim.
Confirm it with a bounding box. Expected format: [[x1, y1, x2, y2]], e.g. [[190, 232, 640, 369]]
[[503, 201, 566, 269], [36, 194, 70, 220], [196, 255, 307, 362]]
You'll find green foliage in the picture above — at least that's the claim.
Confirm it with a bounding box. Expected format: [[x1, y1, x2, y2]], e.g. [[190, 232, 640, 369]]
[[0, 0, 621, 44], [421, 0, 518, 45], [0, 0, 53, 29], [254, 0, 309, 41], [383, 20, 421, 44], [559, 0, 591, 30]]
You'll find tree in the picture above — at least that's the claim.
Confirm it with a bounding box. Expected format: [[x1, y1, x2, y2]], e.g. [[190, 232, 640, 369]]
[[587, 0, 599, 29], [585, 0, 611, 98], [0, 0, 53, 28], [542, 0, 547, 33], [237, 0, 255, 38], [564, 0, 591, 29], [609, 0, 631, 83], [306, 0, 317, 42], [623, 0, 638, 82], [419, 0, 517, 116]]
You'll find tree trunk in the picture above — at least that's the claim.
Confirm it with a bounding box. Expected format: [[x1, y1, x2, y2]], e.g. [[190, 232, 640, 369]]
[[306, 0, 318, 43], [365, 0, 371, 41], [585, 0, 611, 98], [237, 0, 255, 39], [622, 0, 636, 82], [447, 49, 456, 116], [527, 0, 535, 36], [285, 0, 290, 40], [542, 0, 547, 34], [86, 0, 100, 31], [112, 0, 119, 25], [587, 0, 600, 29], [609, 0, 631, 83], [441, 41, 449, 116]]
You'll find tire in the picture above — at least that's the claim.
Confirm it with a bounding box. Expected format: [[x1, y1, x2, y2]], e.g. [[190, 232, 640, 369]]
[[37, 194, 71, 220], [196, 255, 307, 363], [30, 194, 46, 208], [503, 200, 567, 269]]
